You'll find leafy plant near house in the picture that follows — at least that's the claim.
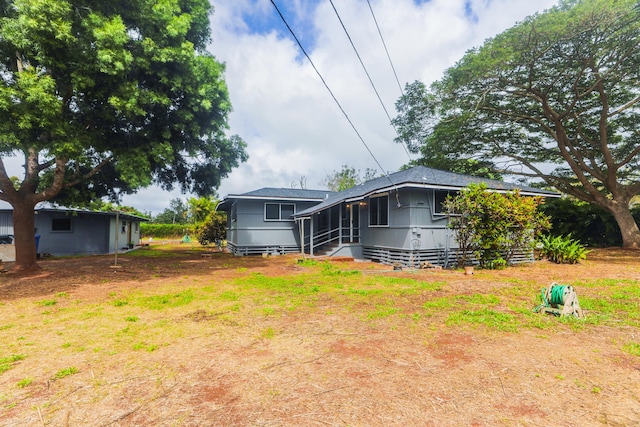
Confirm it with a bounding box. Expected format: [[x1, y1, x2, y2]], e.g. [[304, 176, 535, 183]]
[[537, 234, 589, 264], [196, 212, 227, 247], [444, 183, 550, 269]]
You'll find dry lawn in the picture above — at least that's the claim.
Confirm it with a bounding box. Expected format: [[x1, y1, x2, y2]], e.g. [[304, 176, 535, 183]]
[[0, 244, 639, 426]]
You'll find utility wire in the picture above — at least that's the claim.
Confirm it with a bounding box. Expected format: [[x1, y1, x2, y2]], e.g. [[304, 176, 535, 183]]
[[328, 0, 411, 161], [366, 0, 404, 97], [269, 0, 393, 183]]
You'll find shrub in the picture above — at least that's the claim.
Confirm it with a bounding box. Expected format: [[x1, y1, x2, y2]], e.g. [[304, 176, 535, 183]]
[[444, 183, 550, 268], [196, 212, 227, 246], [141, 223, 196, 239], [537, 234, 589, 264]]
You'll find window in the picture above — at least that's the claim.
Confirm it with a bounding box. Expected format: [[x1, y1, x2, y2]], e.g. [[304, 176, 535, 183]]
[[51, 218, 72, 232], [265, 203, 295, 221], [230, 203, 237, 222], [434, 190, 457, 214], [369, 195, 389, 226]]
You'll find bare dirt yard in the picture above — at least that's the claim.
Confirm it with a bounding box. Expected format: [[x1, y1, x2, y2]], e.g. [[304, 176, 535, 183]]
[[1, 244, 639, 426]]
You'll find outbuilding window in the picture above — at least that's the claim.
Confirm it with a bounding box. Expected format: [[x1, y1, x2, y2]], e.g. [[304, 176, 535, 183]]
[[265, 203, 295, 221], [51, 217, 72, 232]]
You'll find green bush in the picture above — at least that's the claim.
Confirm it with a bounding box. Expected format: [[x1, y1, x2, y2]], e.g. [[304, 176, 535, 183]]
[[196, 213, 227, 246], [140, 223, 196, 239], [540, 197, 640, 247], [537, 234, 589, 264], [444, 183, 550, 268]]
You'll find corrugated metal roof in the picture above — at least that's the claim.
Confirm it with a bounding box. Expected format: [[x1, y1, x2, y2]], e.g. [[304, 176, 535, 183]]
[[0, 207, 150, 222]]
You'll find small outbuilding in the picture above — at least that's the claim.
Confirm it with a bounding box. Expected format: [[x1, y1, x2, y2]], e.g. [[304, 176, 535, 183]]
[[0, 207, 148, 261]]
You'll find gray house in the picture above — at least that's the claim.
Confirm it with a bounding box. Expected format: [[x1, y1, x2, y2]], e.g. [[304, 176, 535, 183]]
[[219, 166, 558, 267], [218, 188, 334, 255], [0, 207, 147, 260]]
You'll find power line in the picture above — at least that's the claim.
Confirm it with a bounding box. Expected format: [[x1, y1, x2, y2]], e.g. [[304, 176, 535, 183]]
[[366, 0, 404, 97], [328, 0, 411, 161], [269, 0, 392, 181]]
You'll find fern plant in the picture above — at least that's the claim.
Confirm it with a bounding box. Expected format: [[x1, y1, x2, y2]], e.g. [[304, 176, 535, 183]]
[[537, 234, 589, 264]]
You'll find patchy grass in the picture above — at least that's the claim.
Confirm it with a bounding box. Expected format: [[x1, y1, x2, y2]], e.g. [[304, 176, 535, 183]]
[[1, 246, 639, 425]]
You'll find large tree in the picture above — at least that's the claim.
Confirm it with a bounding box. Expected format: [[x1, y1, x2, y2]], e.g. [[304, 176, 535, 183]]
[[393, 0, 640, 248], [0, 0, 247, 270]]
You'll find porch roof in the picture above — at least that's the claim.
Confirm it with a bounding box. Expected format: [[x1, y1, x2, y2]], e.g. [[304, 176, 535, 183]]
[[294, 166, 559, 217]]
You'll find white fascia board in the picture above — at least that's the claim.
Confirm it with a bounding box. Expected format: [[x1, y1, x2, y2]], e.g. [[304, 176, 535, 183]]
[[225, 195, 326, 202], [373, 183, 559, 198]]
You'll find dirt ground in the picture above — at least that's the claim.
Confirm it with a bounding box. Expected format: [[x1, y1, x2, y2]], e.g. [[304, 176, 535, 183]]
[[1, 246, 640, 426]]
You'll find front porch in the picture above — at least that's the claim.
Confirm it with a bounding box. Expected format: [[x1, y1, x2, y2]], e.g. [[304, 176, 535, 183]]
[[297, 202, 362, 258]]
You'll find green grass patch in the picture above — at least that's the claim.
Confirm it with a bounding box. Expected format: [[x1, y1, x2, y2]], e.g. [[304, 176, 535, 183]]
[[459, 293, 501, 305], [53, 367, 78, 379], [39, 300, 57, 307], [446, 308, 518, 332], [137, 290, 195, 310], [423, 297, 453, 312], [261, 327, 276, 339], [623, 342, 640, 357], [366, 305, 400, 320], [0, 354, 25, 375], [16, 377, 33, 388]]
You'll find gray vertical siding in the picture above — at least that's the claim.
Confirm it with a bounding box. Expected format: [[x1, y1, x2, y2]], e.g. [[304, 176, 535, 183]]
[[0, 210, 143, 257], [0, 212, 13, 236], [36, 212, 110, 255], [227, 199, 320, 253], [360, 188, 455, 251]]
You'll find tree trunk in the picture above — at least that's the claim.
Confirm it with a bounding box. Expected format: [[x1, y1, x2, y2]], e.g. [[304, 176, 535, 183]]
[[12, 200, 39, 272], [609, 203, 640, 248]]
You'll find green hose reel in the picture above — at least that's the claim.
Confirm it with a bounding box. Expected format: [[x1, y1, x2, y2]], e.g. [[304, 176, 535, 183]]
[[534, 283, 585, 319]]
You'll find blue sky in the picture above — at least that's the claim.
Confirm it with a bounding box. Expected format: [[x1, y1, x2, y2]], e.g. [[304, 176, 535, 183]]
[[128, 0, 559, 212]]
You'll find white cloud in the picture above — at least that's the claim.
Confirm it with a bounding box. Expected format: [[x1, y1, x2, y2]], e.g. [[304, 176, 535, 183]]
[[1, 0, 559, 214], [209, 0, 558, 203]]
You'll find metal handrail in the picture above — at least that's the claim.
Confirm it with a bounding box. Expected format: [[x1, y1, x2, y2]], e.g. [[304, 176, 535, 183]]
[[303, 226, 359, 252]]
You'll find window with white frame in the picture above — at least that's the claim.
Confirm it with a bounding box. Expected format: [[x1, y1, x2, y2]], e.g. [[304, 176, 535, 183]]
[[265, 203, 295, 221], [369, 194, 389, 226]]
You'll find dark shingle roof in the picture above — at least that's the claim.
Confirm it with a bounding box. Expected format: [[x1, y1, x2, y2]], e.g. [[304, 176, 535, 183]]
[[294, 166, 558, 217], [218, 187, 333, 210], [236, 188, 332, 199]]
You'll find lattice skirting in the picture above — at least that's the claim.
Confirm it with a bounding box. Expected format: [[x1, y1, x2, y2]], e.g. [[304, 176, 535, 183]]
[[227, 242, 300, 256], [362, 246, 534, 268]]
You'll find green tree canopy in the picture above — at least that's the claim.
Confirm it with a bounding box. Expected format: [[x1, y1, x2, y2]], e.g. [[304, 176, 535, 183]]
[[187, 196, 218, 224], [0, 0, 247, 270], [322, 165, 377, 192], [153, 198, 189, 224], [393, 0, 640, 248]]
